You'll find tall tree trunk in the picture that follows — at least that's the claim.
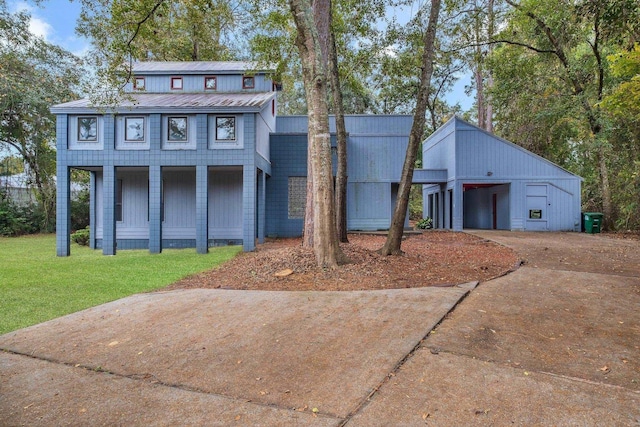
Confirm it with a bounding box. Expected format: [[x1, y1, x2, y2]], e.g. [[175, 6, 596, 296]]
[[329, 29, 348, 243], [302, 0, 330, 248], [380, 0, 441, 255], [290, 0, 344, 268], [485, 0, 494, 132]]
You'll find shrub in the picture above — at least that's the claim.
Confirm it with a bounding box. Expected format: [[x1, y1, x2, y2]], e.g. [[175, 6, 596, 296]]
[[71, 226, 90, 246], [415, 217, 433, 230], [0, 190, 42, 236], [71, 188, 90, 231]]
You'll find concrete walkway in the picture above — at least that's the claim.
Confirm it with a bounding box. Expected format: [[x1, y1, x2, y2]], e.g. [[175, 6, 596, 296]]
[[1, 232, 639, 426]]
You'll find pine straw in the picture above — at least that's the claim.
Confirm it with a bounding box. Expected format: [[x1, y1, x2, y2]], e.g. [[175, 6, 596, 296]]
[[165, 231, 520, 292]]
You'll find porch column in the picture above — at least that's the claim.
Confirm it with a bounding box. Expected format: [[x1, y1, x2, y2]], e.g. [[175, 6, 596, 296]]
[[55, 114, 70, 256], [257, 170, 266, 244], [196, 165, 209, 254], [242, 114, 256, 251], [149, 165, 162, 254], [89, 171, 96, 249], [102, 165, 117, 255], [56, 165, 71, 256]]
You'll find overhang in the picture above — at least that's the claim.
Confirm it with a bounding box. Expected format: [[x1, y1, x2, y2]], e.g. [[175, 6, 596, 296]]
[[51, 92, 275, 114]]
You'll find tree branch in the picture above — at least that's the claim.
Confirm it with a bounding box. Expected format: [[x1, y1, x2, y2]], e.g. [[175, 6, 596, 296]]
[[123, 0, 166, 86], [443, 40, 556, 55]]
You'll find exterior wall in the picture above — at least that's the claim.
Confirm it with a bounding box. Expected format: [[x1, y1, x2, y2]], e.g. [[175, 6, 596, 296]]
[[267, 115, 413, 237], [256, 100, 276, 160], [422, 118, 456, 177], [127, 74, 273, 93], [265, 134, 307, 237]]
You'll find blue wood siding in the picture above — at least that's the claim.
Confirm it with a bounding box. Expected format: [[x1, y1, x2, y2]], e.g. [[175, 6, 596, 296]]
[[163, 168, 196, 239], [128, 74, 273, 93], [208, 168, 243, 239], [347, 182, 391, 230]]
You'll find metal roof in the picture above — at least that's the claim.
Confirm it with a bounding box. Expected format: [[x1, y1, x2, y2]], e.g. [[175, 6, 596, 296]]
[[132, 61, 274, 74], [51, 92, 275, 113]]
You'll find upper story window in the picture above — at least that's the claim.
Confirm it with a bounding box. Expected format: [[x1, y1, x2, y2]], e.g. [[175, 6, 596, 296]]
[[171, 77, 183, 90], [167, 116, 188, 142], [216, 117, 236, 141], [124, 117, 145, 142], [242, 75, 255, 89], [204, 76, 217, 90], [77, 117, 98, 142], [134, 76, 145, 90]]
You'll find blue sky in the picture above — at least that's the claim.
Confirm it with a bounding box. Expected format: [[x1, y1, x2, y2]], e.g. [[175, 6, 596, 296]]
[[8, 0, 473, 110]]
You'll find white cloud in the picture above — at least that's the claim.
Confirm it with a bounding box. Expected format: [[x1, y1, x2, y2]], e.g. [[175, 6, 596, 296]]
[[29, 15, 53, 39], [10, 1, 53, 40]]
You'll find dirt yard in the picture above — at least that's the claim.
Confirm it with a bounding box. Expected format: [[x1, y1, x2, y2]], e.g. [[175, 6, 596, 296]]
[[167, 231, 521, 292]]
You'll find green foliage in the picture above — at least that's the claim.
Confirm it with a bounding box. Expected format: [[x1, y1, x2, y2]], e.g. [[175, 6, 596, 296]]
[[0, 156, 24, 176], [0, 234, 242, 334], [409, 184, 423, 220], [71, 226, 90, 246], [70, 187, 90, 231], [0, 190, 45, 236], [0, 4, 84, 231], [415, 217, 433, 229]]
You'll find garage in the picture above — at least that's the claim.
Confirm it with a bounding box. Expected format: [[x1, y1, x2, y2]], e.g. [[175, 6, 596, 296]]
[[420, 116, 582, 232]]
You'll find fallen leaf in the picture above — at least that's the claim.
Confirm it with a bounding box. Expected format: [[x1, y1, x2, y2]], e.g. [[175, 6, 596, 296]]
[[422, 413, 430, 420], [312, 407, 319, 413], [108, 341, 119, 347], [599, 366, 611, 373]]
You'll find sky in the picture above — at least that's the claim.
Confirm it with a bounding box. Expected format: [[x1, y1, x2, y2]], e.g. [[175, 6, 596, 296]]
[[7, 0, 473, 110]]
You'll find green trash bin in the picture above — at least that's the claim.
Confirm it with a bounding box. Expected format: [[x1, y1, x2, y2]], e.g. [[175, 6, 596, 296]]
[[584, 212, 603, 234]]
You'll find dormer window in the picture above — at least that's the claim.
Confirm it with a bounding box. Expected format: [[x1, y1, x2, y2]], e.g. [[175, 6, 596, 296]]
[[134, 76, 145, 90], [204, 76, 217, 90], [171, 77, 183, 90], [242, 75, 255, 89]]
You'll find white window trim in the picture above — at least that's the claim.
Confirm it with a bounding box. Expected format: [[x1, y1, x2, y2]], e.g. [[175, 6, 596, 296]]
[[68, 115, 103, 150], [209, 115, 243, 149], [162, 115, 197, 150], [116, 115, 150, 150]]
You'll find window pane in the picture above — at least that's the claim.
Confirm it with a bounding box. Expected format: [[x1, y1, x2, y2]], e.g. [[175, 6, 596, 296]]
[[216, 117, 236, 141], [134, 77, 145, 89], [168, 117, 188, 141], [78, 117, 97, 141], [125, 117, 145, 141], [243, 76, 254, 89], [205, 76, 216, 90], [171, 77, 183, 89]]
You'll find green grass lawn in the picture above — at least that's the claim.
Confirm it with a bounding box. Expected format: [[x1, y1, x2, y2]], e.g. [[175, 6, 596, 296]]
[[0, 234, 241, 335]]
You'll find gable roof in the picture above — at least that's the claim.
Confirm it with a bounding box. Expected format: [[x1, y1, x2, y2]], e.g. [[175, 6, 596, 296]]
[[438, 116, 583, 180], [51, 92, 275, 114]]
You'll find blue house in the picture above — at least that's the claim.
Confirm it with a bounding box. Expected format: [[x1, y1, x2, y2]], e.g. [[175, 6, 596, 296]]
[[418, 116, 582, 232], [52, 62, 581, 257]]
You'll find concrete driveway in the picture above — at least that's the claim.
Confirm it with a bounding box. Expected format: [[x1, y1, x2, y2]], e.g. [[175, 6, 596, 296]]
[[1, 231, 639, 426]]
